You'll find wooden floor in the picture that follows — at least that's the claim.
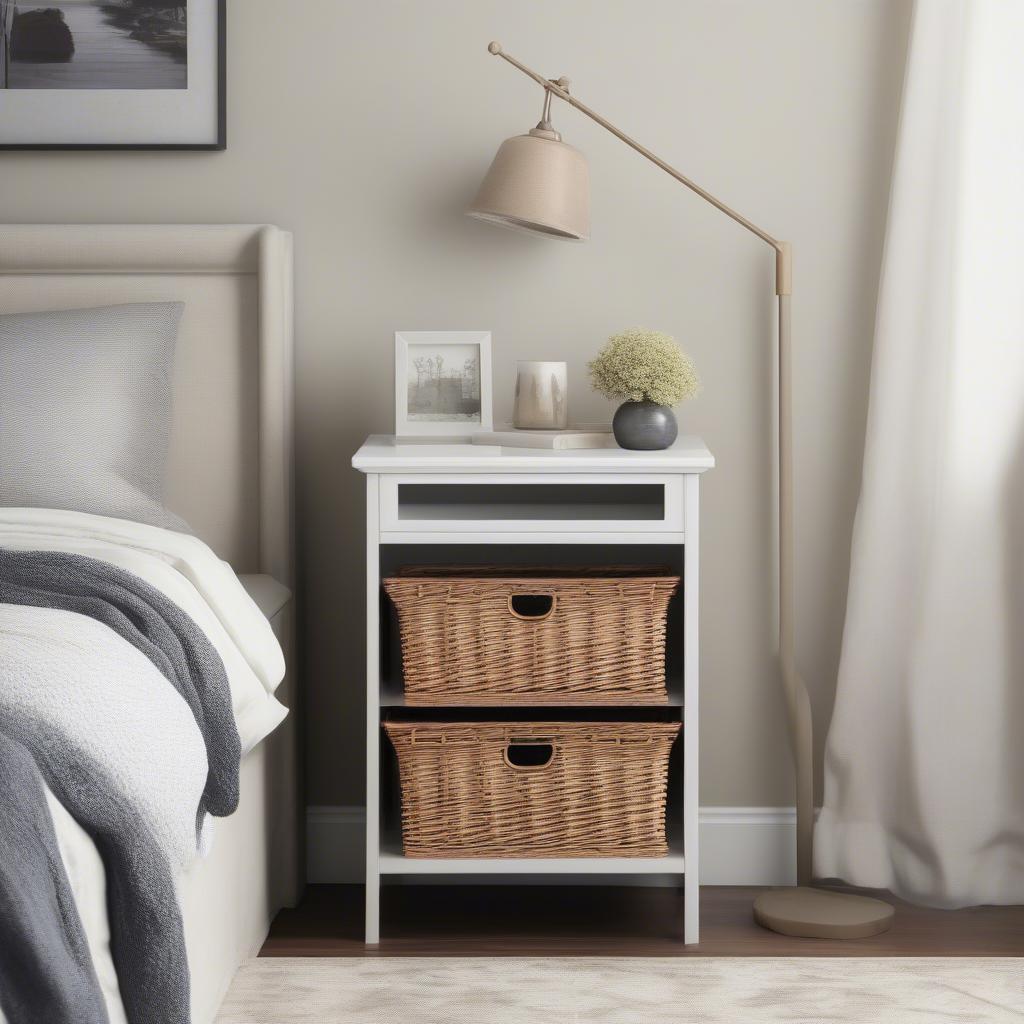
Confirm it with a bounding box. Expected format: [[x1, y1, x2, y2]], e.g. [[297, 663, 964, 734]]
[[261, 884, 1024, 957]]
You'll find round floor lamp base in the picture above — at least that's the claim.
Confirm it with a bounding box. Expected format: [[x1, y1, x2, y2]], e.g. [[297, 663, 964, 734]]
[[753, 886, 894, 939]]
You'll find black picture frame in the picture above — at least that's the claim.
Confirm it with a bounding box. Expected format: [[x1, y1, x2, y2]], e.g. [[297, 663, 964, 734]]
[[0, 0, 225, 151]]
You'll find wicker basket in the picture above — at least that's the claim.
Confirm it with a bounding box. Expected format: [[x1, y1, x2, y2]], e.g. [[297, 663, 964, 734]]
[[384, 720, 680, 858], [383, 566, 680, 705]]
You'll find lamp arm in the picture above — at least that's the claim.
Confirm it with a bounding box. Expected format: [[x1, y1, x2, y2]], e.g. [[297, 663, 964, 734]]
[[488, 41, 813, 885]]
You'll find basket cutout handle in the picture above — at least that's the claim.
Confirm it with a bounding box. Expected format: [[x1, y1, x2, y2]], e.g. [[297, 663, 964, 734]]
[[507, 593, 556, 621], [503, 738, 555, 771]]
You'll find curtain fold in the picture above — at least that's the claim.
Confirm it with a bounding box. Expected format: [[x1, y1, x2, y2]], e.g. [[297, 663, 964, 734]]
[[814, 0, 1024, 908]]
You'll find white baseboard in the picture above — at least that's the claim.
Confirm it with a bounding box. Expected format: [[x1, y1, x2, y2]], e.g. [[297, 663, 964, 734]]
[[306, 806, 796, 886], [698, 806, 796, 885]]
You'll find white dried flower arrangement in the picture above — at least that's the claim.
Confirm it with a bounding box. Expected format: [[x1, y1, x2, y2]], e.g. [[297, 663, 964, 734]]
[[588, 328, 701, 407]]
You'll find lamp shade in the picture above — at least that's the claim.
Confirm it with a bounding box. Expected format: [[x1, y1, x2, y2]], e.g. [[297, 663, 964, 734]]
[[468, 129, 590, 241]]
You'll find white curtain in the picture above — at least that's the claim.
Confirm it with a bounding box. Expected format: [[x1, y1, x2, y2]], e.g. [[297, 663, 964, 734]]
[[814, 0, 1024, 908]]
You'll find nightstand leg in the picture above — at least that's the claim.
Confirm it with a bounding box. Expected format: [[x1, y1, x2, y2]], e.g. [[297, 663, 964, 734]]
[[683, 474, 700, 944], [365, 474, 381, 945], [365, 873, 380, 945], [684, 863, 699, 944]]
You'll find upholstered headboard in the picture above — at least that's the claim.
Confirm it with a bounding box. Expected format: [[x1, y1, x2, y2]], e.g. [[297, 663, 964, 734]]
[[0, 224, 294, 585]]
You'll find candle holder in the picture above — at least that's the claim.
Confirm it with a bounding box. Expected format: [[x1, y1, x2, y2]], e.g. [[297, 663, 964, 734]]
[[512, 360, 568, 429]]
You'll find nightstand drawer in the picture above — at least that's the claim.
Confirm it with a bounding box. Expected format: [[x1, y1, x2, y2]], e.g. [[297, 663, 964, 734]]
[[379, 474, 684, 534]]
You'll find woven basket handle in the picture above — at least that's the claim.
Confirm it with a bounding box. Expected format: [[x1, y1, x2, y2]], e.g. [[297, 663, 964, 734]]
[[507, 593, 556, 621], [502, 738, 555, 771]]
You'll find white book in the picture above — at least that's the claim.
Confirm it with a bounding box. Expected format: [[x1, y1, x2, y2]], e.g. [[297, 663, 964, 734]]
[[471, 425, 616, 450]]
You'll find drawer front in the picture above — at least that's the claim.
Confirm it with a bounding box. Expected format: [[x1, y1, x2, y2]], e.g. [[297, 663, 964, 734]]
[[379, 474, 684, 534]]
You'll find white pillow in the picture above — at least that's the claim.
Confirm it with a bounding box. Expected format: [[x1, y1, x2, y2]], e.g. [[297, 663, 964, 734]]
[[0, 302, 186, 530]]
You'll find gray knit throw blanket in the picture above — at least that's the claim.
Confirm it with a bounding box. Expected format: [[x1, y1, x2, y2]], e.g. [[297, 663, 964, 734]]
[[0, 549, 241, 1024]]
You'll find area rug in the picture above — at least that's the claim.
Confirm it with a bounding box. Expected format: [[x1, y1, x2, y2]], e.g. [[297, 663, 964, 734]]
[[216, 957, 1024, 1023]]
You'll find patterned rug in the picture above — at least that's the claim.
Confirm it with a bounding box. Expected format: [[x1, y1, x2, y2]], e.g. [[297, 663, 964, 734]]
[[216, 957, 1024, 1023]]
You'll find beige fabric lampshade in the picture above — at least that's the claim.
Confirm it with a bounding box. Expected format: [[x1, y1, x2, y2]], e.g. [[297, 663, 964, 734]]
[[468, 129, 590, 241]]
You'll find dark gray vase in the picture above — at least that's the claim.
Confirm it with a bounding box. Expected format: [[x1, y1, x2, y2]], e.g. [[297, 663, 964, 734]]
[[612, 401, 678, 450]]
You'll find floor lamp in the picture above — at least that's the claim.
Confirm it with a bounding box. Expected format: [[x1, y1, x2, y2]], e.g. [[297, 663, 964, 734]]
[[468, 42, 892, 939]]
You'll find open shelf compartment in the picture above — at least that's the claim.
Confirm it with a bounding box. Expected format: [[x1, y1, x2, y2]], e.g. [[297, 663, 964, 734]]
[[378, 543, 685, 708], [377, 711, 684, 876]]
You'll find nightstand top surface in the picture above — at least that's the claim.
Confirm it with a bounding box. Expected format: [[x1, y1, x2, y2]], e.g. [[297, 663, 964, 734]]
[[352, 434, 714, 474]]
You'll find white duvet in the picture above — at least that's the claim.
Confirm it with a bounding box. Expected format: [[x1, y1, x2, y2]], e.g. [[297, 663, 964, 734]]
[[0, 508, 289, 1024]]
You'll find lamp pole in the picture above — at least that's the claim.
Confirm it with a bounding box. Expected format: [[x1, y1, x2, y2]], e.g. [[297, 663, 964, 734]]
[[482, 42, 891, 937]]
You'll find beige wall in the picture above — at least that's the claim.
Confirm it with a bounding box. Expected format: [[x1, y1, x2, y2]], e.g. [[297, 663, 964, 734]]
[[0, 0, 910, 808]]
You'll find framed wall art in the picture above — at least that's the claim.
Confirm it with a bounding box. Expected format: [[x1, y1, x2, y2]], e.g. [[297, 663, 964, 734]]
[[0, 0, 225, 149], [395, 330, 493, 437]]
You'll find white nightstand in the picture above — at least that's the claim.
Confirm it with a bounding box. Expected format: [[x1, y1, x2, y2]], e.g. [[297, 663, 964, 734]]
[[352, 434, 714, 944]]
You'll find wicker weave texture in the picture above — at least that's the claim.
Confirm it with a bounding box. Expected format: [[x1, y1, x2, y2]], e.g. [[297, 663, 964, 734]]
[[384, 568, 680, 705], [385, 721, 680, 858]]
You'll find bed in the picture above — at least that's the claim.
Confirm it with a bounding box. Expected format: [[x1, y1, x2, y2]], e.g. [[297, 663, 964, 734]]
[[0, 224, 299, 1024]]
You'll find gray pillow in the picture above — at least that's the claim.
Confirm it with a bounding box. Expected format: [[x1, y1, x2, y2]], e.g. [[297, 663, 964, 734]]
[[0, 302, 187, 530]]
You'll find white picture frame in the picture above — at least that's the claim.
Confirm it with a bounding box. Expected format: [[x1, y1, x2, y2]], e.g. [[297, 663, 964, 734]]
[[395, 331, 493, 437]]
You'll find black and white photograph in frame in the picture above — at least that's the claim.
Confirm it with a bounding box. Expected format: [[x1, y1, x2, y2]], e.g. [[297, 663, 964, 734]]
[[0, 0, 224, 148], [395, 330, 493, 437]]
